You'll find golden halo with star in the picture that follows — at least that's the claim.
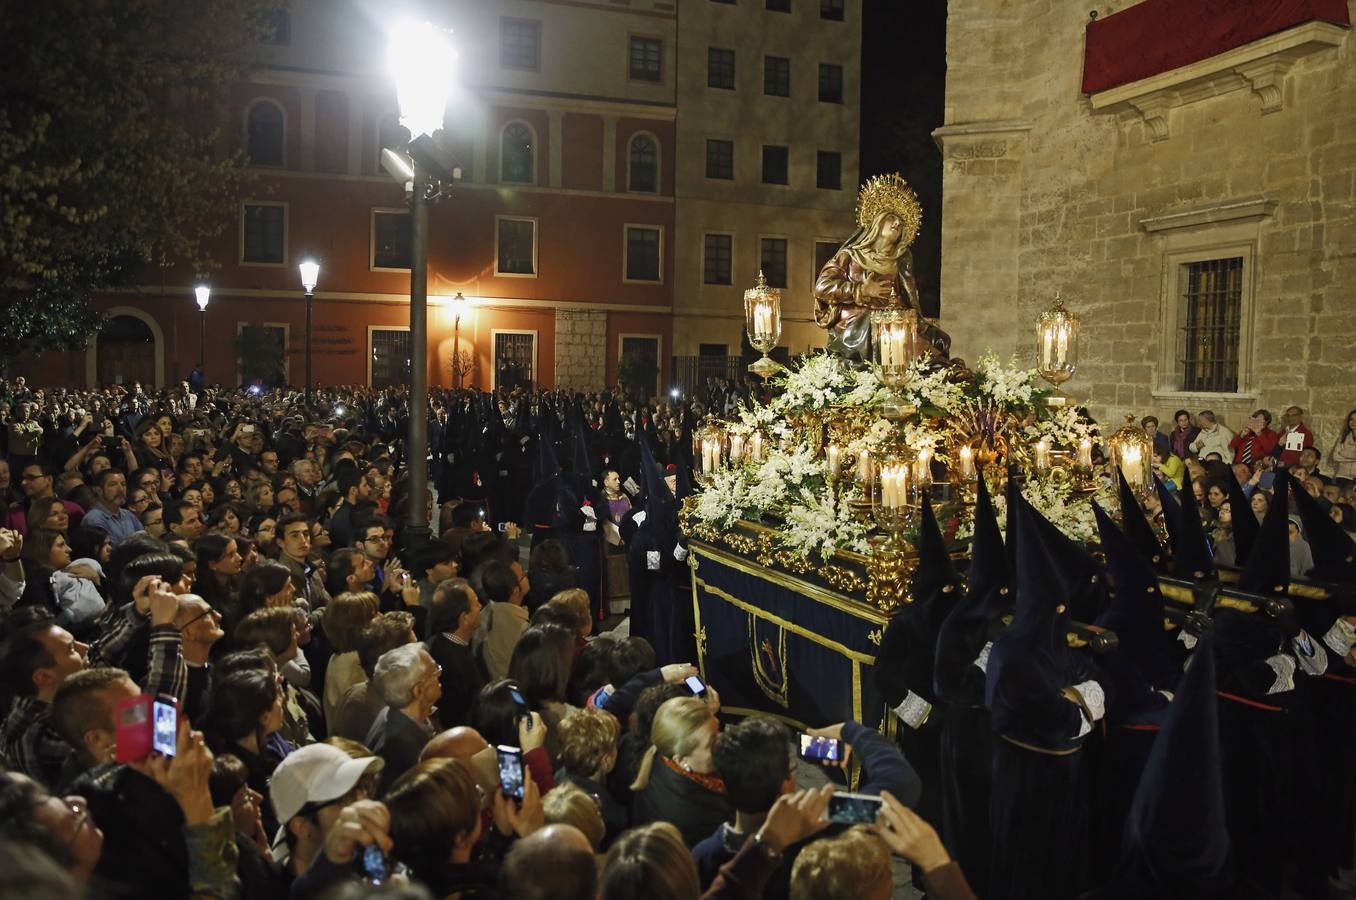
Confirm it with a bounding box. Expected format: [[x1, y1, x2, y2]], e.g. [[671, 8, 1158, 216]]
[[855, 173, 922, 248]]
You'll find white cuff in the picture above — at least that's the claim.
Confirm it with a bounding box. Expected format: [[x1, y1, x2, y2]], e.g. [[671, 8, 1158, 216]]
[[672, 545, 689, 563], [1321, 618, 1355, 658], [1156, 689, 1175, 703], [583, 521, 597, 532], [632, 510, 647, 526], [892, 691, 932, 729], [1265, 653, 1297, 695], [1292, 634, 1328, 677], [1072, 679, 1106, 724], [646, 550, 661, 571], [972, 641, 992, 674], [1178, 631, 1198, 650], [624, 477, 640, 495], [581, 506, 596, 520]]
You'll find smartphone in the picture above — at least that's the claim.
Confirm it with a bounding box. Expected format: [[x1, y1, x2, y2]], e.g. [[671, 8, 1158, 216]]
[[497, 745, 526, 800], [798, 733, 844, 765], [362, 844, 388, 886], [497, 522, 508, 532], [684, 675, 707, 698], [827, 791, 884, 825], [115, 694, 177, 762], [593, 684, 614, 709], [508, 685, 533, 730]]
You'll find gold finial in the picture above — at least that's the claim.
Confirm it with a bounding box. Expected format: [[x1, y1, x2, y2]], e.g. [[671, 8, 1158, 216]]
[[855, 173, 923, 248]]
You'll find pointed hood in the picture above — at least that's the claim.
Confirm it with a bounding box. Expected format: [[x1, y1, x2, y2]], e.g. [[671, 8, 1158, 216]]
[[912, 489, 962, 604], [1155, 476, 1213, 580], [567, 404, 596, 498], [1094, 501, 1177, 691], [1119, 469, 1166, 568], [934, 473, 1013, 701], [1109, 631, 1229, 899], [1022, 490, 1107, 623], [533, 414, 561, 485], [673, 439, 695, 502], [637, 434, 675, 533], [1236, 470, 1291, 596], [985, 485, 1077, 710], [1225, 471, 1259, 567], [1291, 475, 1356, 582]]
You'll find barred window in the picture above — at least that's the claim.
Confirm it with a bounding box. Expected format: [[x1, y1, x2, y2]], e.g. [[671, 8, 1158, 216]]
[[818, 63, 844, 103], [370, 329, 411, 388], [706, 139, 734, 180], [1178, 257, 1243, 393], [497, 218, 537, 276], [821, 0, 845, 20], [708, 48, 736, 90], [760, 238, 788, 288], [501, 19, 540, 70], [703, 234, 733, 285], [763, 56, 790, 97], [629, 37, 662, 82]]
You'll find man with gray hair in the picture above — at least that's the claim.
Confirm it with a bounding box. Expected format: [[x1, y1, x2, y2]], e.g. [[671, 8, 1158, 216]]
[[1188, 409, 1235, 461], [365, 642, 442, 792]]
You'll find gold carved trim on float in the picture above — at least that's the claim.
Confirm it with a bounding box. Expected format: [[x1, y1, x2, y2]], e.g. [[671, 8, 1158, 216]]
[[694, 577, 879, 665], [691, 542, 888, 626], [855, 173, 923, 249]]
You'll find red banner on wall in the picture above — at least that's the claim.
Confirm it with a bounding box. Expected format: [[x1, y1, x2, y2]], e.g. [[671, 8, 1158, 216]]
[[1082, 0, 1350, 94]]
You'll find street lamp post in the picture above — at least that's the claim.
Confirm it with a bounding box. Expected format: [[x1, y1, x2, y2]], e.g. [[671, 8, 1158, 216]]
[[388, 20, 455, 551], [450, 291, 467, 389], [298, 260, 320, 404], [194, 285, 210, 379]]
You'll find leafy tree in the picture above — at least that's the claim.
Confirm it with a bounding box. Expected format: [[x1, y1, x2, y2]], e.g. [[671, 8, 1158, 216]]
[[0, 0, 284, 363]]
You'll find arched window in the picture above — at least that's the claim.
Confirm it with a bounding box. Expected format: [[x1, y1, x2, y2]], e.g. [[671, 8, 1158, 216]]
[[245, 100, 285, 167], [628, 134, 658, 193], [500, 122, 535, 184], [376, 114, 408, 173]]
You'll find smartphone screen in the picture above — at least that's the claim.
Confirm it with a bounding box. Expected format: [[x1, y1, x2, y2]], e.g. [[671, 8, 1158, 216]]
[[497, 745, 526, 800], [798, 733, 843, 764], [593, 685, 614, 709], [362, 844, 388, 885], [827, 792, 883, 826], [684, 675, 707, 698], [152, 698, 177, 757], [497, 522, 508, 532]]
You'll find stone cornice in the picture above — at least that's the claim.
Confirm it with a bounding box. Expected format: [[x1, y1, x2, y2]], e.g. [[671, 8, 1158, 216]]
[[1139, 195, 1277, 233], [1088, 20, 1348, 142], [931, 120, 1031, 152]]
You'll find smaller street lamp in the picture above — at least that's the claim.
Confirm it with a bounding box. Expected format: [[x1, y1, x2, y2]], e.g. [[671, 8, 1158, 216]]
[[194, 285, 211, 380], [298, 259, 320, 402], [450, 292, 468, 388]]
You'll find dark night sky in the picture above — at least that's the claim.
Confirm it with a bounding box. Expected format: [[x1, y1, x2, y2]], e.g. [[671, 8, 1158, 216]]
[[860, 0, 948, 317]]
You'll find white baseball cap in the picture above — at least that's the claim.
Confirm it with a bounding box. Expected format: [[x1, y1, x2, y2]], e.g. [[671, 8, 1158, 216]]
[[270, 743, 384, 823]]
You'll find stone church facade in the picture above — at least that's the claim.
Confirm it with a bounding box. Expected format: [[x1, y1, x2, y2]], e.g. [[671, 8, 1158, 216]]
[[935, 0, 1355, 448]]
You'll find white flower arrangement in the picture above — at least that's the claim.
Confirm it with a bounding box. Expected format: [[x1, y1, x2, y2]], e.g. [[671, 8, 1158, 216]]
[[772, 354, 851, 411], [899, 358, 966, 413], [1023, 404, 1097, 449], [956, 477, 1116, 545], [973, 351, 1040, 409], [780, 492, 872, 561]]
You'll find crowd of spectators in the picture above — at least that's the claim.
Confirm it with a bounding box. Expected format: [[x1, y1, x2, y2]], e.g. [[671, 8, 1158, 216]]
[[0, 376, 969, 900], [1142, 406, 1356, 575]]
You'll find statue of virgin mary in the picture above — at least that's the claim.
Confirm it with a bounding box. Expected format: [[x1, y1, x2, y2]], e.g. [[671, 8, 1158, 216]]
[[813, 174, 950, 360]]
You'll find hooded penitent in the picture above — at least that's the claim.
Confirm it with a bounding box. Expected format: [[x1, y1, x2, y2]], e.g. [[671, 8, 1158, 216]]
[[877, 489, 962, 717], [1095, 631, 1231, 900], [1119, 469, 1166, 568], [1224, 470, 1259, 567], [1094, 501, 1179, 706], [934, 473, 1011, 702], [1155, 476, 1214, 580]]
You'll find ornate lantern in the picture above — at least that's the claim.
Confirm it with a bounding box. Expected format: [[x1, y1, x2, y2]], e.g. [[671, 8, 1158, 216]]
[[744, 271, 784, 379], [870, 307, 919, 388], [1108, 414, 1153, 494], [1035, 294, 1080, 406], [694, 415, 727, 484]]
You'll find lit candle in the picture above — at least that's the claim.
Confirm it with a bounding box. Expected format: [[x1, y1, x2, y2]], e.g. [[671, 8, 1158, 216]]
[[1035, 438, 1051, 472], [1120, 444, 1142, 483], [1055, 323, 1068, 367], [751, 432, 763, 461], [958, 445, 975, 479], [1042, 328, 1053, 369], [730, 434, 744, 462], [754, 302, 773, 341], [1077, 437, 1093, 469], [827, 444, 841, 479], [858, 449, 870, 483], [915, 449, 933, 485], [702, 439, 715, 473]]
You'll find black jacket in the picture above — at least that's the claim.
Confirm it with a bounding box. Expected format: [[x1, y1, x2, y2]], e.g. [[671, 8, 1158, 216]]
[[367, 706, 433, 794], [427, 633, 485, 728], [631, 758, 734, 847]]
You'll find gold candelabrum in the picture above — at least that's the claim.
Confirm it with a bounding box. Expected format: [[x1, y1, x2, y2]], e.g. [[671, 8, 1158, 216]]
[[870, 307, 920, 419], [744, 271, 785, 380], [1035, 295, 1080, 407], [1108, 414, 1154, 496], [865, 452, 917, 613]]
